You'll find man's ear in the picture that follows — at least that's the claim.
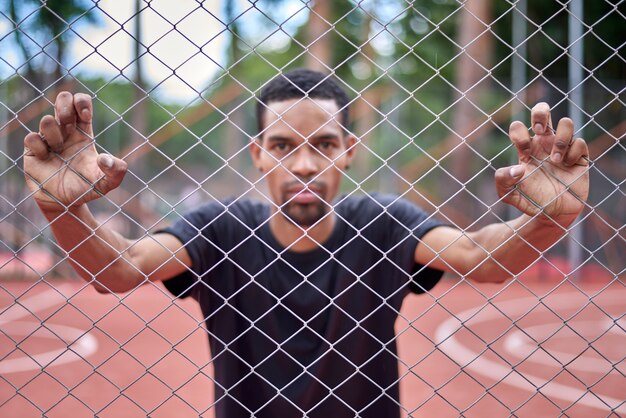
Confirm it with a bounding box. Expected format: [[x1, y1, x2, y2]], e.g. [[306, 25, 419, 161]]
[[343, 134, 358, 168], [249, 137, 263, 171]]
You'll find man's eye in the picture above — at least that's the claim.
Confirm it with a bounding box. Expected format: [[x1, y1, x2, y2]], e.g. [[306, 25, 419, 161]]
[[274, 143, 289, 151], [318, 142, 333, 150]]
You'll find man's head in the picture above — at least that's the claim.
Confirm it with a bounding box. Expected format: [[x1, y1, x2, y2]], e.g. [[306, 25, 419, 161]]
[[250, 69, 356, 228], [255, 68, 350, 136]]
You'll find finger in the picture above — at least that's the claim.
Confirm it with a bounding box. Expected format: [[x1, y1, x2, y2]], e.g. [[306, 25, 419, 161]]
[[54, 91, 77, 136], [39, 115, 63, 153], [95, 154, 128, 194], [563, 137, 589, 167], [509, 121, 532, 159], [530, 102, 553, 136], [550, 117, 574, 163], [495, 164, 525, 198], [24, 132, 50, 160], [73, 93, 93, 126]]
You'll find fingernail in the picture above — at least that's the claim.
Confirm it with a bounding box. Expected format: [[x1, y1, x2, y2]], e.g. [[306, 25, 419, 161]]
[[510, 165, 524, 177], [100, 155, 113, 168], [551, 152, 562, 163], [533, 123, 543, 134], [65, 124, 74, 135], [81, 108, 90, 119]]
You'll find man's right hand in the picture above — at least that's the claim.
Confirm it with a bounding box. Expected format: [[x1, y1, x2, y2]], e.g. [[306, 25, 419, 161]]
[[24, 92, 127, 214]]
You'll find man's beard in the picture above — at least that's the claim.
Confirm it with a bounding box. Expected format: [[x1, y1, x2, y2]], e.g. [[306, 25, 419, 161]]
[[282, 199, 328, 227], [280, 180, 329, 227]]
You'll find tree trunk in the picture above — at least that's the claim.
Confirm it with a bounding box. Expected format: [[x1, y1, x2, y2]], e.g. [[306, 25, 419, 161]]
[[130, 0, 148, 236], [449, 0, 493, 224], [305, 0, 332, 71]]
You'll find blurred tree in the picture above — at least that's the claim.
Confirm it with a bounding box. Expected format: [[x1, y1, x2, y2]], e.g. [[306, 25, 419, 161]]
[[305, 0, 332, 71], [6, 0, 39, 87], [450, 0, 494, 220], [452, 0, 493, 171], [225, 0, 244, 68], [4, 0, 98, 84], [224, 0, 287, 75]]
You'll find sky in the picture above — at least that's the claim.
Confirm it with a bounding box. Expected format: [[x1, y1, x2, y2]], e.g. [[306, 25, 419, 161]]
[[72, 0, 228, 102], [0, 0, 412, 104], [0, 0, 309, 104]]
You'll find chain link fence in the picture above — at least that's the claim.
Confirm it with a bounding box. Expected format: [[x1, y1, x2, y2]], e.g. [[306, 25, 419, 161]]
[[0, 0, 624, 417]]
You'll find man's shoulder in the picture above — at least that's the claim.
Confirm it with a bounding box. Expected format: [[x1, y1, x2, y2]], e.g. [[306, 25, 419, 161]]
[[337, 193, 416, 214], [210, 197, 267, 214], [336, 193, 433, 230], [182, 198, 268, 227], [336, 193, 402, 224]]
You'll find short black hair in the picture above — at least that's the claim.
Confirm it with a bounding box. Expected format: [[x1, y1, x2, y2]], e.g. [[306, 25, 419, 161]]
[[256, 68, 350, 136]]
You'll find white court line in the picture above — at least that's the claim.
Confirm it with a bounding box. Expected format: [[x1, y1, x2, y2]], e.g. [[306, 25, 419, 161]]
[[434, 294, 625, 414], [0, 321, 98, 374], [0, 285, 99, 374], [504, 320, 620, 373], [0, 284, 71, 326]]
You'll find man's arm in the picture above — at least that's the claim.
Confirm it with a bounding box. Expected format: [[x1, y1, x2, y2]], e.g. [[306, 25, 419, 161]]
[[44, 205, 191, 293], [415, 103, 590, 283], [24, 92, 191, 293], [416, 218, 564, 283]]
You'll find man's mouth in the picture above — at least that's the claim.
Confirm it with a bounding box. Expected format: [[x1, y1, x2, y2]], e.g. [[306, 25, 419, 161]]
[[288, 188, 319, 204], [284, 183, 325, 205]]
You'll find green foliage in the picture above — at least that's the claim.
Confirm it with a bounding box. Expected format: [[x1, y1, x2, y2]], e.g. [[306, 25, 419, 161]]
[[30, 0, 98, 35], [3, 0, 98, 78], [3, 0, 622, 183]]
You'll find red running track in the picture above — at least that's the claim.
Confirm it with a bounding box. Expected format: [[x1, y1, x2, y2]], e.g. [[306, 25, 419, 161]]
[[0, 277, 623, 417]]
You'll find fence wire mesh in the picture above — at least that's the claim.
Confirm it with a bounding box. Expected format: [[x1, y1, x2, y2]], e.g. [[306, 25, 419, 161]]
[[0, 0, 624, 417]]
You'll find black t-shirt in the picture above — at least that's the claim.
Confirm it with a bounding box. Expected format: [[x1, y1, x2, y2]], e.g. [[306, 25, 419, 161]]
[[161, 193, 445, 418]]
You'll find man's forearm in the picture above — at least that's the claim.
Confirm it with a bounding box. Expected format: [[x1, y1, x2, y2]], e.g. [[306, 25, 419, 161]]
[[465, 214, 568, 282], [43, 205, 144, 292]]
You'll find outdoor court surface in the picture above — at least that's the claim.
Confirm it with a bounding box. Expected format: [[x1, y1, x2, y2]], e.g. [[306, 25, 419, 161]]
[[0, 275, 623, 417]]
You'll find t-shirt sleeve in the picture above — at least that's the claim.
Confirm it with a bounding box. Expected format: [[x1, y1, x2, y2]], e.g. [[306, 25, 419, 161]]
[[158, 202, 227, 299], [382, 196, 446, 294]]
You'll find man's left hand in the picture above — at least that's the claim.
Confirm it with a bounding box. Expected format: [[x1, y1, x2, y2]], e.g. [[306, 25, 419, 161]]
[[495, 102, 590, 227]]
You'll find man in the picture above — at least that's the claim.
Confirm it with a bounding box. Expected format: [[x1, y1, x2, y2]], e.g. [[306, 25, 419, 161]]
[[24, 69, 589, 417]]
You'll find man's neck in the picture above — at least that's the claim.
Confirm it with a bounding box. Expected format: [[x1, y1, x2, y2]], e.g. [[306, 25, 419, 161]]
[[269, 210, 336, 253]]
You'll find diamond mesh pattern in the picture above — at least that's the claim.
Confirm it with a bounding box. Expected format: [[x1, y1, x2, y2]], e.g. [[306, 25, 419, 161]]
[[0, 1, 624, 417]]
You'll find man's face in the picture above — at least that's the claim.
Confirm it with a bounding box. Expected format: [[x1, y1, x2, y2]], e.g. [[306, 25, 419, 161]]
[[250, 98, 356, 227]]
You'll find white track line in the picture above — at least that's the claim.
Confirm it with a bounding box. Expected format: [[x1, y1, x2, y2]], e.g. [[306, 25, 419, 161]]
[[503, 320, 620, 373], [0, 284, 71, 326], [434, 294, 625, 414], [0, 285, 99, 374], [0, 321, 98, 373]]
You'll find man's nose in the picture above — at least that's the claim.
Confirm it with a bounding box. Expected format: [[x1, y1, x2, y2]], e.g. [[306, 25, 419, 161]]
[[289, 144, 319, 177]]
